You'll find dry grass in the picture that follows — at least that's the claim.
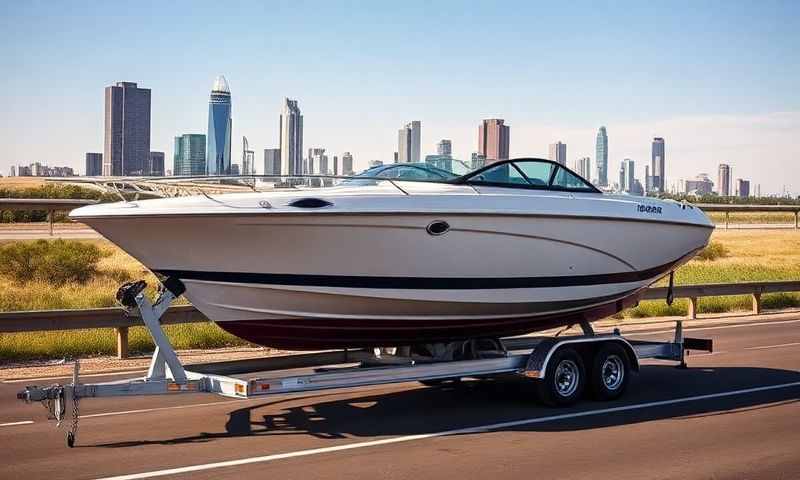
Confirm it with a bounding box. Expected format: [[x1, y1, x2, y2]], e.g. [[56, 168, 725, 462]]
[[0, 177, 47, 189], [626, 229, 800, 318], [708, 211, 796, 224]]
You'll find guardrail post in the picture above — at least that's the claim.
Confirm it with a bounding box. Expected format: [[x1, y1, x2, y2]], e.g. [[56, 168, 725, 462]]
[[687, 297, 698, 319], [795, 211, 798, 229], [751, 293, 762, 315], [116, 327, 129, 359], [725, 211, 729, 230], [48, 209, 54, 236]]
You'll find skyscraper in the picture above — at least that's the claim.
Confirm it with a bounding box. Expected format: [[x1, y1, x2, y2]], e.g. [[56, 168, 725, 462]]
[[651, 137, 665, 193], [572, 157, 590, 179], [736, 179, 750, 197], [173, 134, 206, 176], [85, 153, 103, 176], [398, 121, 421, 163], [437, 139, 452, 157], [306, 148, 327, 174], [595, 126, 608, 186], [333, 155, 338, 176], [263, 148, 280, 176], [206, 76, 232, 175], [242, 136, 255, 175], [548, 141, 567, 166], [148, 151, 165, 176], [478, 119, 510, 164], [718, 163, 731, 196], [342, 152, 354, 175], [280, 98, 303, 176], [104, 81, 151, 176], [621, 158, 635, 193]]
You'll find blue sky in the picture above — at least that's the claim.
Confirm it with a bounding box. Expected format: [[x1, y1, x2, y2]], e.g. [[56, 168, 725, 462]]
[[2, 1, 798, 193]]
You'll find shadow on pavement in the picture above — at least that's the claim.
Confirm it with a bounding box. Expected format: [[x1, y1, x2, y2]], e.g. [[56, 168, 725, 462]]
[[92, 364, 800, 448]]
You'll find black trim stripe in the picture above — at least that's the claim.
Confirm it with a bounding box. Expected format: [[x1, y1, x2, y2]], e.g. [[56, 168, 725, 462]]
[[157, 255, 690, 290]]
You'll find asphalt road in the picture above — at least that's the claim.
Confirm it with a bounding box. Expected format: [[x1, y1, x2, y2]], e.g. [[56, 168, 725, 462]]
[[1, 316, 799, 480], [0, 226, 101, 240]]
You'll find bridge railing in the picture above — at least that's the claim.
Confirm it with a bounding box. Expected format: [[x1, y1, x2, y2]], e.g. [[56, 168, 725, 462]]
[[1, 280, 798, 359]]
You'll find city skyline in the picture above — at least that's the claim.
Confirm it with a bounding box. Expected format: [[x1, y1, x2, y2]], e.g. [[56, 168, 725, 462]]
[[2, 2, 798, 194]]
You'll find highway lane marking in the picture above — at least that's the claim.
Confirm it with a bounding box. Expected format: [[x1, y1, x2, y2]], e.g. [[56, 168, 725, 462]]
[[0, 420, 34, 427], [629, 317, 800, 336], [93, 380, 800, 480], [745, 342, 800, 351]]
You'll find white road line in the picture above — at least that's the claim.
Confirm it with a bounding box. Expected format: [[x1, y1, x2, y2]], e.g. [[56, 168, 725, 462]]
[[81, 399, 247, 419], [0, 420, 34, 427], [745, 342, 800, 351], [629, 317, 800, 336], [94, 381, 800, 480]]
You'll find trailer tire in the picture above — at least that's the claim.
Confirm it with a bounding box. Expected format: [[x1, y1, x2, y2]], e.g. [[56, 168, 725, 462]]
[[590, 343, 630, 401], [420, 378, 461, 387], [537, 347, 585, 406]]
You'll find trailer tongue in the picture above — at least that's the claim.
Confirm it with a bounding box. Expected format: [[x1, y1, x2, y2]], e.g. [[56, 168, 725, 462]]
[[17, 281, 712, 448]]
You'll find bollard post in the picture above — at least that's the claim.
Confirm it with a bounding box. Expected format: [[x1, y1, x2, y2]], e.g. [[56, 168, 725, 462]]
[[116, 327, 129, 359], [48, 210, 54, 236], [687, 297, 698, 320], [751, 293, 761, 315], [795, 211, 798, 229], [725, 211, 729, 230]]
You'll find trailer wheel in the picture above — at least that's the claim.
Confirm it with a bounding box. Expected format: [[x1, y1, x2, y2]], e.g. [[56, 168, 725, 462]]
[[537, 347, 585, 406], [590, 343, 630, 401]]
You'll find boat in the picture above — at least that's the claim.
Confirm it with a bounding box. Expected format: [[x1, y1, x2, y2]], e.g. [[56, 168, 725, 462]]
[[69, 158, 714, 349]]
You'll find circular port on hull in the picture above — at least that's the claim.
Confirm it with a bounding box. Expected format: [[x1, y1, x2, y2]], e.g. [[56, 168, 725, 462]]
[[426, 220, 450, 236]]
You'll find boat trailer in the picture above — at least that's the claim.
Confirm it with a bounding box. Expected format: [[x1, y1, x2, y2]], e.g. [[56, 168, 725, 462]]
[[17, 281, 713, 447]]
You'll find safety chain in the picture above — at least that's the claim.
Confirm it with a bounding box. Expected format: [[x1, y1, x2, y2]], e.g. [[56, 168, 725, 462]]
[[67, 391, 79, 447]]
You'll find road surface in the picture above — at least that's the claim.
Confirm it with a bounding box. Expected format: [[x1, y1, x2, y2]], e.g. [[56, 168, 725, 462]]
[[1, 316, 799, 479], [0, 225, 100, 240]]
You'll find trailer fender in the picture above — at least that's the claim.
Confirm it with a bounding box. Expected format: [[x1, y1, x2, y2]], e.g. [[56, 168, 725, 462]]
[[522, 336, 640, 380]]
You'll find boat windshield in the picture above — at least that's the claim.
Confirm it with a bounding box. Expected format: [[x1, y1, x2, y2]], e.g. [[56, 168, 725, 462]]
[[460, 159, 599, 193]]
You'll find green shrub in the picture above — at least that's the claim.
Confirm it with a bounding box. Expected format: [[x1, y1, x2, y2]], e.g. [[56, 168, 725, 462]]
[[695, 241, 729, 261], [0, 239, 104, 285]]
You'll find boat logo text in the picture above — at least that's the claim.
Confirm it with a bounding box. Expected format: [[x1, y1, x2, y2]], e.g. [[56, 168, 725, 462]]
[[637, 204, 663, 215]]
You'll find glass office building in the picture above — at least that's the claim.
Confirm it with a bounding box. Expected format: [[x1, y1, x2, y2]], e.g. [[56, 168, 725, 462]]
[[207, 76, 232, 175], [174, 134, 207, 176]]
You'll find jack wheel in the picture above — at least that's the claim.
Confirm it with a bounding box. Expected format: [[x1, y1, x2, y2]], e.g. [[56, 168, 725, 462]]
[[67, 431, 75, 448], [537, 347, 585, 406], [590, 343, 631, 401]]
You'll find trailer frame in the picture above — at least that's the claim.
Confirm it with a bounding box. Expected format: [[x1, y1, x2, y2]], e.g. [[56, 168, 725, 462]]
[[17, 282, 712, 447]]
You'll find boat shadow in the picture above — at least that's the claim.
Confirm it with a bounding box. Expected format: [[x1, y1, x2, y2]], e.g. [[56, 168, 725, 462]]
[[92, 364, 800, 448]]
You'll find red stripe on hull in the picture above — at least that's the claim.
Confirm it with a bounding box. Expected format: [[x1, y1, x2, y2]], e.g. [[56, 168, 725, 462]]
[[215, 292, 642, 350]]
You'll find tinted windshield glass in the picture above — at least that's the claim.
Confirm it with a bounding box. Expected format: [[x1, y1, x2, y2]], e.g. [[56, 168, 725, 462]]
[[514, 161, 555, 186], [551, 167, 593, 190], [468, 163, 528, 185]]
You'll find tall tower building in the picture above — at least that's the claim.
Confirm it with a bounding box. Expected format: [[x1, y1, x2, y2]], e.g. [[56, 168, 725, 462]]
[[173, 134, 207, 176], [621, 158, 635, 193], [548, 141, 567, 166], [280, 98, 303, 176], [398, 121, 421, 163], [718, 163, 731, 196], [342, 152, 354, 175], [148, 151, 165, 176], [478, 119, 510, 165], [263, 148, 281, 176], [206, 76, 232, 175], [572, 157, 590, 179], [651, 137, 665, 193], [595, 126, 608, 186], [104, 81, 151, 176], [437, 139, 452, 157], [85, 153, 103, 176], [242, 136, 255, 175]]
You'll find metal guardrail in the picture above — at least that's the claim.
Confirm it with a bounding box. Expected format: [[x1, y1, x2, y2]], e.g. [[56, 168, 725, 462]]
[[694, 203, 800, 229], [1, 280, 798, 359], [0, 198, 99, 235]]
